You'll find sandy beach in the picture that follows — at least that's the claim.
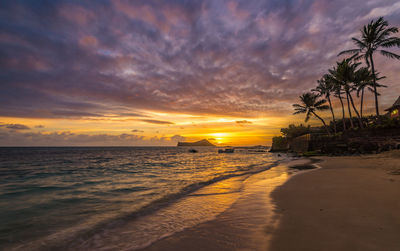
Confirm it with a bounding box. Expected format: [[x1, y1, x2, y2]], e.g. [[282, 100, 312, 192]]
[[141, 150, 400, 251], [270, 150, 400, 251]]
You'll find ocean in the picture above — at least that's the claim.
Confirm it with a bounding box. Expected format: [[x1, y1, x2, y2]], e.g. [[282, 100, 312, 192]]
[[0, 147, 290, 250]]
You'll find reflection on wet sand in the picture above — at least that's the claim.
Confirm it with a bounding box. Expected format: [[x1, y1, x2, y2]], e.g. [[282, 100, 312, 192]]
[[140, 165, 290, 251], [65, 164, 292, 251]]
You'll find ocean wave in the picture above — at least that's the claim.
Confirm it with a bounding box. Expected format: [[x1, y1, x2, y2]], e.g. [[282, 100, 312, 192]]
[[37, 160, 281, 250]]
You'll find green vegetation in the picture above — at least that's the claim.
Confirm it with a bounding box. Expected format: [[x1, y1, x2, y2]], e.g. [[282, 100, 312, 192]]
[[338, 17, 400, 116], [293, 93, 331, 136], [274, 17, 400, 155], [270, 136, 288, 152], [302, 151, 323, 157], [293, 17, 400, 134], [312, 76, 337, 133], [280, 124, 311, 140]]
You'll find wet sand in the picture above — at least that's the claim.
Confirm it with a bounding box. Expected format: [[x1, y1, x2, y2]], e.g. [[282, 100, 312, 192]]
[[139, 162, 294, 251], [270, 150, 400, 251], [140, 151, 400, 251]]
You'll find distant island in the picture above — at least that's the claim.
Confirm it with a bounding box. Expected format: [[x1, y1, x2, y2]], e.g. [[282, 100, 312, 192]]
[[177, 139, 216, 147]]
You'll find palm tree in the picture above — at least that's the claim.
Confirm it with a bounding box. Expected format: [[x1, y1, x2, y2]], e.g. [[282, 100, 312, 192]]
[[293, 92, 331, 136], [338, 17, 400, 116], [329, 59, 363, 128], [328, 73, 347, 131], [353, 67, 378, 118], [354, 67, 372, 118], [312, 75, 336, 134]]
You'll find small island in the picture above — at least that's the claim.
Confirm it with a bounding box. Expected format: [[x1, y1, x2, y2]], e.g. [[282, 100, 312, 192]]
[[177, 139, 216, 147]]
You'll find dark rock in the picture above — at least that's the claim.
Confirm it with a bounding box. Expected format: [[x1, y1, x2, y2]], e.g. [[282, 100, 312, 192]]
[[178, 139, 215, 147]]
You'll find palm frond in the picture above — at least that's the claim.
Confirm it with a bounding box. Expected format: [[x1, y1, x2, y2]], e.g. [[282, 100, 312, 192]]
[[367, 87, 381, 96], [351, 38, 367, 48], [316, 105, 330, 111], [375, 27, 399, 43], [378, 37, 400, 48], [375, 82, 387, 88], [293, 110, 306, 115], [314, 99, 327, 107], [379, 50, 400, 60], [293, 104, 305, 109], [352, 54, 365, 62]]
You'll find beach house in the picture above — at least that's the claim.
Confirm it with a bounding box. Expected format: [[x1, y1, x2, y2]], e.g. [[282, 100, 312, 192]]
[[385, 96, 400, 118]]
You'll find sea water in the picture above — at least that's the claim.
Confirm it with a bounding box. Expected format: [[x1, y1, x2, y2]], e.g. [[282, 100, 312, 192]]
[[0, 147, 287, 250]]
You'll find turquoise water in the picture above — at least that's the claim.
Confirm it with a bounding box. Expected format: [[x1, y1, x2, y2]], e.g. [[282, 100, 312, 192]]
[[0, 147, 282, 250]]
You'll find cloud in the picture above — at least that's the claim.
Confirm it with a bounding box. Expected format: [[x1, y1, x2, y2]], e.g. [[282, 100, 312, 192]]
[[236, 120, 252, 124], [140, 119, 174, 125], [362, 2, 400, 20], [0, 128, 176, 146], [170, 134, 186, 142], [208, 138, 216, 141], [131, 129, 144, 133], [0, 0, 399, 121], [34, 125, 45, 128], [0, 123, 30, 130], [79, 35, 98, 47]]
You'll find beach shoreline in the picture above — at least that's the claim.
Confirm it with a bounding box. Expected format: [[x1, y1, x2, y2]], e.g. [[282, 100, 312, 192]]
[[269, 150, 400, 251], [139, 151, 400, 251], [138, 157, 310, 251]]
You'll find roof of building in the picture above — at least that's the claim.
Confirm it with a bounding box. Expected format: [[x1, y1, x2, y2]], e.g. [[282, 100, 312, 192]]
[[384, 96, 400, 111]]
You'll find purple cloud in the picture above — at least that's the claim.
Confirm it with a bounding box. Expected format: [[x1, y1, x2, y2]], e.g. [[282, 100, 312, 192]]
[[0, 129, 176, 146], [139, 119, 174, 125], [0, 123, 30, 130], [0, 0, 399, 120]]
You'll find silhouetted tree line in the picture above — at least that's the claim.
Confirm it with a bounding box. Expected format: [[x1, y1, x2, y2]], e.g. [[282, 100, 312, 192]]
[[293, 17, 400, 135]]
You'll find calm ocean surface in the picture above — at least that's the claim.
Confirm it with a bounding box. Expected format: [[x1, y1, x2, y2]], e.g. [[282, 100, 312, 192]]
[[0, 147, 287, 250]]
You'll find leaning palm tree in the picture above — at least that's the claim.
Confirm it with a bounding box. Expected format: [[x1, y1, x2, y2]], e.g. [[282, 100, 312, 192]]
[[338, 17, 400, 116], [354, 67, 373, 118], [329, 62, 355, 129], [293, 92, 331, 136], [328, 73, 347, 131], [353, 68, 385, 118], [312, 75, 336, 134], [329, 59, 364, 128]]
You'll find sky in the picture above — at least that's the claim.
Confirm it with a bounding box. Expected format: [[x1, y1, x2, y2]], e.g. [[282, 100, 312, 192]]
[[0, 0, 400, 146]]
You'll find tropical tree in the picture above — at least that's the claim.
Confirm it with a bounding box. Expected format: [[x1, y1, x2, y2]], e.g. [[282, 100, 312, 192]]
[[327, 73, 347, 131], [293, 92, 331, 136], [353, 68, 386, 118], [329, 59, 363, 128], [312, 75, 336, 134], [353, 67, 372, 118], [280, 124, 311, 139], [338, 17, 400, 116]]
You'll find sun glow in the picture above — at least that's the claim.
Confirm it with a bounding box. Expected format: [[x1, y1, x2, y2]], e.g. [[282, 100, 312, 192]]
[[208, 132, 229, 143], [0, 112, 292, 146]]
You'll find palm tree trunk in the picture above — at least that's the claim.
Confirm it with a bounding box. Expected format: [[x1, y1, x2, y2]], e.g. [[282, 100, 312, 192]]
[[338, 93, 346, 131], [369, 54, 379, 116], [346, 92, 354, 129], [348, 91, 363, 128], [311, 111, 331, 136], [360, 88, 364, 118], [327, 95, 336, 134]]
